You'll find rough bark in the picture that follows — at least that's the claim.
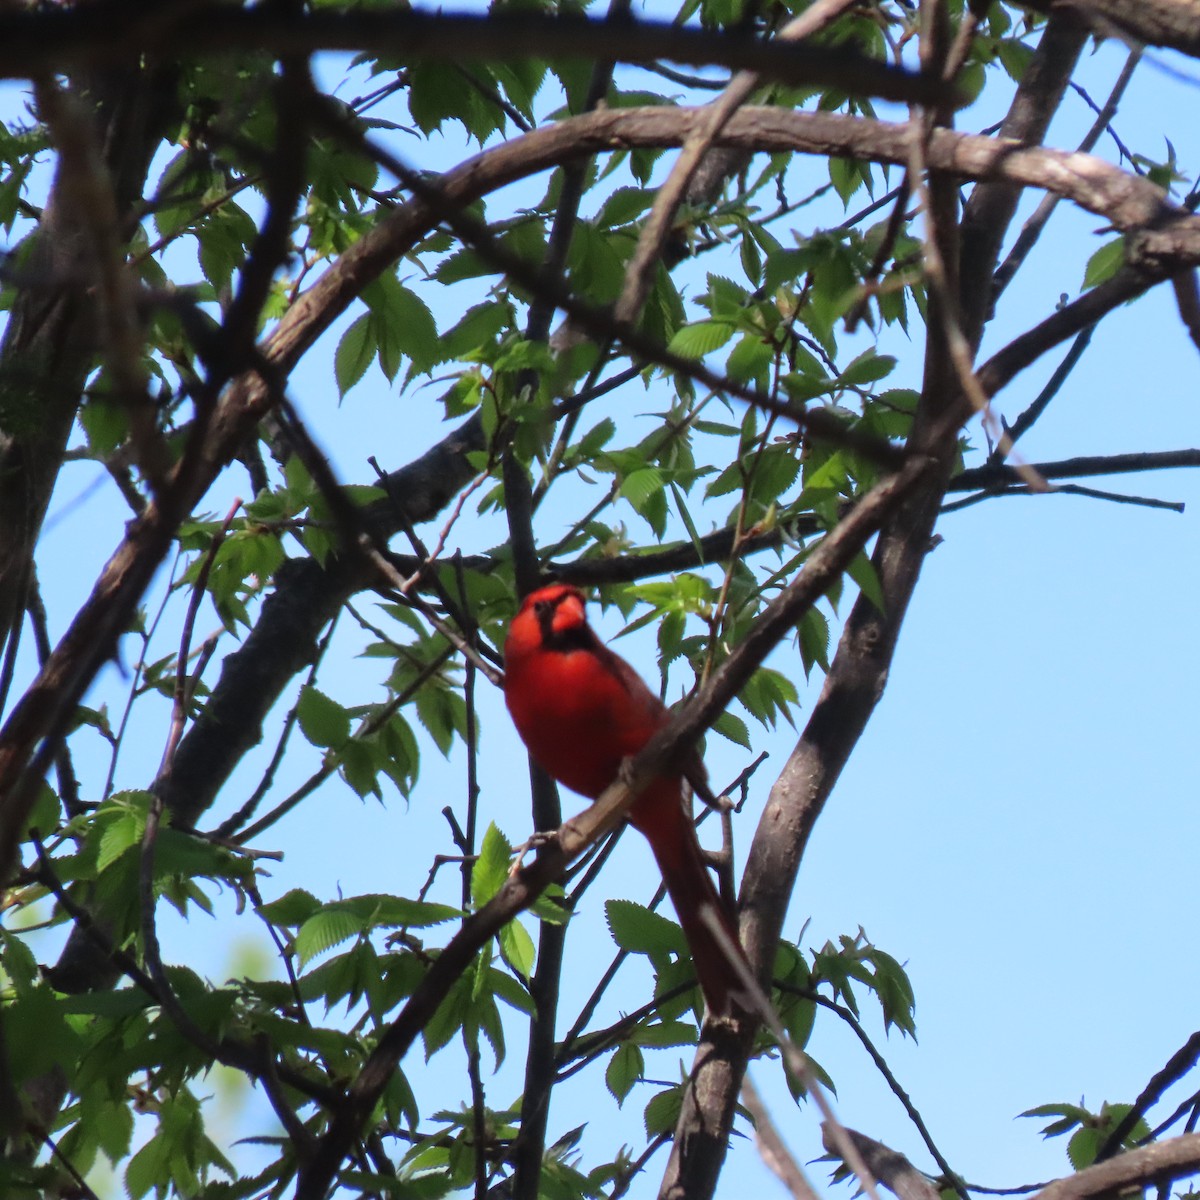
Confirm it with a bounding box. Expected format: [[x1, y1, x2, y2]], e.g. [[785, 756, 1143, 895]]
[[0, 56, 174, 667]]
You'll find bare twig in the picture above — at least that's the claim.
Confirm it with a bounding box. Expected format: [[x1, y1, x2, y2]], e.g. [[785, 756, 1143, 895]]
[[158, 498, 241, 778], [231, 646, 453, 845], [1097, 1032, 1200, 1161], [742, 1074, 821, 1200], [800, 990, 964, 1199], [992, 47, 1142, 306]]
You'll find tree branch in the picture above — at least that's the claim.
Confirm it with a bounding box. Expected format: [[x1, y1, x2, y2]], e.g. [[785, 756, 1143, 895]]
[[1033, 1133, 1200, 1200], [0, 7, 954, 109]]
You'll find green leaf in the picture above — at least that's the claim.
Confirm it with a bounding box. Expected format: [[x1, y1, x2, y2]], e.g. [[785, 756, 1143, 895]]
[[666, 320, 735, 359], [499, 918, 535, 980], [79, 396, 129, 458], [257, 888, 322, 927], [423, 971, 474, 1060], [23, 780, 60, 840], [725, 333, 773, 387], [1083, 236, 1125, 289], [1067, 1126, 1102, 1171], [606, 1042, 644, 1105], [798, 607, 831, 678], [633, 1020, 697, 1049], [620, 467, 665, 516], [596, 186, 654, 229], [295, 907, 364, 967], [847, 550, 885, 613], [296, 685, 351, 749], [839, 350, 897, 387], [828, 156, 863, 205], [97, 811, 143, 873], [605, 899, 685, 957], [126, 1132, 170, 1200], [472, 823, 513, 909], [712, 710, 751, 749], [334, 312, 374, 399], [391, 285, 440, 375], [644, 1084, 685, 1137]]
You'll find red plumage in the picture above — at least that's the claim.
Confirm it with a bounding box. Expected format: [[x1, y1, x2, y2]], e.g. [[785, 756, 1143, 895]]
[[503, 583, 746, 1017]]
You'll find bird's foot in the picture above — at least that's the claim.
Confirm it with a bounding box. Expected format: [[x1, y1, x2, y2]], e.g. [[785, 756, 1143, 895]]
[[508, 829, 560, 876]]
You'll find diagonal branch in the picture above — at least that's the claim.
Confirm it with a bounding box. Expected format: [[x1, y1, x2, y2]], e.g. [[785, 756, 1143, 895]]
[[1032, 1132, 1200, 1200]]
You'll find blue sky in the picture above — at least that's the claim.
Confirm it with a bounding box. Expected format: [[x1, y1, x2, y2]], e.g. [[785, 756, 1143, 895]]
[[4, 15, 1200, 1200]]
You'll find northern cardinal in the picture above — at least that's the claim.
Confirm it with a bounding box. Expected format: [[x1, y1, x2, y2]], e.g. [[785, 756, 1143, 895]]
[[503, 583, 746, 1017]]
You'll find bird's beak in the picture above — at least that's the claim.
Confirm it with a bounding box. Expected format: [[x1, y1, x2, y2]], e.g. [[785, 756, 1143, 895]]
[[555, 591, 587, 630]]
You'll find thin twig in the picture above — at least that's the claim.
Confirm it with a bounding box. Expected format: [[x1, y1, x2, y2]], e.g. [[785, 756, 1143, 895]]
[[906, 111, 1045, 490], [158, 498, 241, 778], [801, 990, 966, 1199], [1097, 1032, 1200, 1161], [232, 646, 453, 844], [941, 482, 1185, 515], [742, 1074, 821, 1200], [992, 47, 1142, 305]]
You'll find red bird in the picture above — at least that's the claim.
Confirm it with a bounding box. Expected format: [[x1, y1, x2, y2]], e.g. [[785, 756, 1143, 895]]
[[503, 583, 746, 1017]]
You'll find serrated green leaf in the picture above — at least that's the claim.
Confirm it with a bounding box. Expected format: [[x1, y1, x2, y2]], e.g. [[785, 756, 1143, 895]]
[[125, 1132, 169, 1200], [839, 350, 897, 387], [423, 971, 474, 1061], [499, 919, 535, 980], [632, 1020, 697, 1049], [799, 606, 830, 678], [97, 812, 143, 873], [666, 320, 735, 359], [392, 285, 439, 374], [257, 888, 322, 927], [605, 899, 685, 957], [620, 467, 665, 515], [606, 1042, 644, 1105], [829, 156, 862, 205], [296, 685, 351, 749], [643, 1084, 684, 1137], [712, 710, 751, 749], [472, 823, 513, 909], [295, 908, 364, 968], [1067, 1126, 1101, 1171]]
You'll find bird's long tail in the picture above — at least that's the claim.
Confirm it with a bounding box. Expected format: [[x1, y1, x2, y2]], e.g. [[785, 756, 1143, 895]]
[[629, 779, 748, 1018]]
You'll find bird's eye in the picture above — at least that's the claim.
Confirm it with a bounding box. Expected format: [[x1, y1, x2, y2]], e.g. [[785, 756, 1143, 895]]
[[534, 599, 552, 616]]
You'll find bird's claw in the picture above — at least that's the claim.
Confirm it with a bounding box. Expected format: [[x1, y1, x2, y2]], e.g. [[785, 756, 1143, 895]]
[[509, 829, 560, 876]]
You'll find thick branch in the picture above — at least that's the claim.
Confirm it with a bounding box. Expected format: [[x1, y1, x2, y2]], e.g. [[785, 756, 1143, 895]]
[[819, 1126, 941, 1200], [0, 6, 951, 108], [1032, 1133, 1200, 1200], [1017, 0, 1200, 58]]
